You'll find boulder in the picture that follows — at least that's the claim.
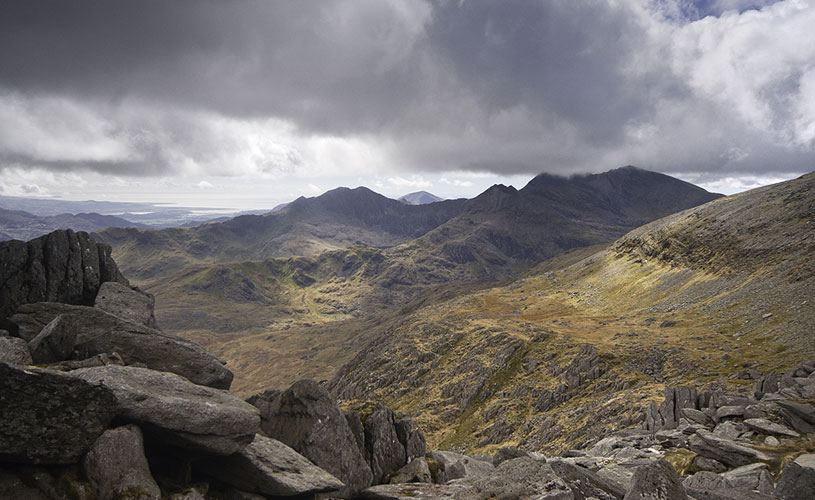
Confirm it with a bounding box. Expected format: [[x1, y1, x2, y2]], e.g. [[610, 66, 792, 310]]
[[12, 303, 233, 389], [711, 421, 742, 440], [549, 459, 627, 499], [426, 450, 494, 483], [623, 460, 687, 500], [681, 408, 713, 427], [0, 230, 127, 323], [687, 429, 770, 468], [597, 464, 637, 491], [777, 461, 815, 500], [196, 434, 343, 497], [82, 425, 161, 500], [692, 456, 727, 473], [776, 401, 815, 434], [363, 408, 408, 483], [716, 406, 745, 420], [793, 453, 815, 469], [249, 379, 372, 497], [493, 446, 530, 466], [389, 457, 431, 484], [721, 463, 773, 492], [93, 281, 158, 329], [0, 362, 116, 464], [465, 457, 573, 500], [71, 365, 259, 455], [27, 314, 78, 364], [743, 418, 799, 437], [0, 336, 32, 365]]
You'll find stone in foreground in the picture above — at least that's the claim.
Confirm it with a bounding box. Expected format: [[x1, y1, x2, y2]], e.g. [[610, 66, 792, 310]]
[[82, 424, 161, 500], [197, 434, 343, 497], [0, 362, 116, 464], [93, 281, 158, 329], [623, 459, 687, 500], [71, 365, 259, 455]]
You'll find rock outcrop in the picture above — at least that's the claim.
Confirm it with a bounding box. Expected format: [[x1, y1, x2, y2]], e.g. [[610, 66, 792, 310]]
[[0, 362, 116, 464], [71, 365, 258, 455], [249, 379, 373, 497], [12, 302, 233, 389], [82, 425, 161, 500], [0, 229, 127, 323]]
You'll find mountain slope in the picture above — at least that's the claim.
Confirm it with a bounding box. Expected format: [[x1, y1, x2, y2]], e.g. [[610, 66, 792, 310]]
[[0, 207, 148, 242], [327, 172, 814, 454]]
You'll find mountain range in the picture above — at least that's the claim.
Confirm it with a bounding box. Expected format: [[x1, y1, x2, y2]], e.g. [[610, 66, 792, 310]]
[[91, 166, 725, 396], [0, 207, 149, 242]]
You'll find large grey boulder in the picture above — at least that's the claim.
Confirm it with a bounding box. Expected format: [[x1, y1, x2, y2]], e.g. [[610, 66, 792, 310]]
[[364, 408, 408, 484], [249, 380, 373, 497], [93, 281, 158, 329], [12, 302, 232, 389], [464, 457, 574, 499], [623, 460, 687, 500], [0, 336, 32, 365], [776, 400, 815, 434], [743, 418, 799, 437], [71, 365, 259, 455], [389, 457, 432, 484], [82, 424, 161, 500], [27, 314, 78, 364], [777, 461, 815, 500], [549, 459, 626, 499], [196, 434, 344, 497], [0, 229, 127, 323], [688, 429, 770, 468], [0, 362, 116, 464], [426, 450, 494, 483]]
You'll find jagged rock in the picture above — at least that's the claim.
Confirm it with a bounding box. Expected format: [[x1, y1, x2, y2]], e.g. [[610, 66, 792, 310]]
[[777, 461, 815, 500], [196, 434, 343, 497], [721, 463, 773, 493], [248, 379, 372, 497], [715, 406, 745, 420], [426, 450, 494, 483], [743, 418, 799, 437], [681, 408, 713, 427], [687, 429, 770, 468], [0, 336, 32, 365], [692, 456, 727, 473], [711, 421, 742, 440], [389, 457, 431, 484], [493, 446, 530, 466], [683, 471, 730, 490], [776, 401, 815, 434], [0, 362, 116, 464], [93, 281, 158, 329], [362, 408, 408, 483], [549, 459, 627, 499], [12, 303, 233, 389], [27, 314, 78, 364], [360, 483, 462, 499], [597, 464, 637, 491], [646, 386, 699, 431], [82, 424, 161, 500], [71, 365, 259, 455], [623, 459, 687, 500], [0, 230, 127, 323]]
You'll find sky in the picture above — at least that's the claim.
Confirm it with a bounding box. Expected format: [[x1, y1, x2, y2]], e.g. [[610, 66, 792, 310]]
[[0, 0, 813, 210]]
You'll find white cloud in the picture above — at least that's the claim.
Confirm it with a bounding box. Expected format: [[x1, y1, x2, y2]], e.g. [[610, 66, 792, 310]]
[[196, 180, 214, 189], [386, 175, 432, 188]]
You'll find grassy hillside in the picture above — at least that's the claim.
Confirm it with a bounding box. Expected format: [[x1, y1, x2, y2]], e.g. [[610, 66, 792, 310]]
[[327, 172, 815, 454]]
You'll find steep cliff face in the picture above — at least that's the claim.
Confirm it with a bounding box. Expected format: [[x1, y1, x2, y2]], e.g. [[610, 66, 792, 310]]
[[0, 229, 128, 324]]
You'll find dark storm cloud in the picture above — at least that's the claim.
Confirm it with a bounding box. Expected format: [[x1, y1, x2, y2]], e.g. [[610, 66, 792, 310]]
[[0, 0, 812, 179]]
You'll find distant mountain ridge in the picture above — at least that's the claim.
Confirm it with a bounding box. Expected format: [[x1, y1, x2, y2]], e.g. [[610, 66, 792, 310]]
[[398, 191, 445, 205], [97, 187, 468, 280], [0, 207, 148, 242]]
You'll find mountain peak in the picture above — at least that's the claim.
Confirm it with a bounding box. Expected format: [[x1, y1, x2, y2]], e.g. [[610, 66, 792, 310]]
[[398, 191, 445, 205]]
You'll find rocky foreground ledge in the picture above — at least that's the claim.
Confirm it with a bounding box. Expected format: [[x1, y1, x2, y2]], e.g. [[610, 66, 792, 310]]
[[1, 230, 814, 499]]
